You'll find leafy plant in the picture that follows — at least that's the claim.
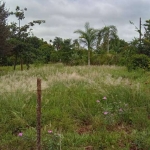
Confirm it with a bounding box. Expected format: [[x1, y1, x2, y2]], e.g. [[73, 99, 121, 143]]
[[127, 54, 150, 71]]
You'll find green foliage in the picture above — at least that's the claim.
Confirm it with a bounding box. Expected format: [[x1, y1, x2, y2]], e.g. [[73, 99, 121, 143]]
[[0, 1, 11, 66], [59, 39, 73, 64], [98, 25, 118, 53], [53, 37, 63, 51], [131, 130, 150, 149], [127, 54, 150, 71], [130, 19, 150, 57], [8, 6, 45, 70], [70, 49, 87, 66], [74, 22, 98, 65], [2, 3, 150, 70], [91, 53, 119, 65], [37, 44, 52, 63], [50, 50, 60, 63], [42, 131, 63, 150]]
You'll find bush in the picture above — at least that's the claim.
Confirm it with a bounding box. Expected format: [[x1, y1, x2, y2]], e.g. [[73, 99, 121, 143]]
[[91, 54, 119, 65], [127, 54, 150, 71]]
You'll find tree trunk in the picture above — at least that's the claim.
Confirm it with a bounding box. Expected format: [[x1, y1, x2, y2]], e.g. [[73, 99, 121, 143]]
[[106, 30, 110, 53], [20, 58, 23, 71], [14, 52, 18, 70], [107, 39, 109, 53], [88, 49, 90, 66]]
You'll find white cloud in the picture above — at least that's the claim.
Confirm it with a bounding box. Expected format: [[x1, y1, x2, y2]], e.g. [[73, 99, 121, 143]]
[[3, 0, 150, 42]]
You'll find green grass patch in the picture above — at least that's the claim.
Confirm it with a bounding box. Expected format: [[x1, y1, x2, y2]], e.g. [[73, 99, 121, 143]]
[[0, 64, 150, 149]]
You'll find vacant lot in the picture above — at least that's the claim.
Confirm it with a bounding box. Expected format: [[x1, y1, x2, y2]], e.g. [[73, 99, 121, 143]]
[[0, 64, 150, 150]]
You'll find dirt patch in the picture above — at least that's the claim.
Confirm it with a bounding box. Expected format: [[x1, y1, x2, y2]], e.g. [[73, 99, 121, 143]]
[[106, 123, 132, 134], [77, 125, 93, 135], [84, 146, 94, 150]]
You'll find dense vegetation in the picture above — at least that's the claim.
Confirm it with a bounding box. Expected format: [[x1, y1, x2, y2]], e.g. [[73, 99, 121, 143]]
[[0, 64, 150, 149], [0, 1, 150, 70]]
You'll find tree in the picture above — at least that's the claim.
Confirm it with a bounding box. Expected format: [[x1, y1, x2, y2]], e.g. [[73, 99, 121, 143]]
[[142, 19, 150, 56], [109, 38, 128, 53], [99, 25, 118, 53], [9, 6, 45, 70], [61, 38, 73, 64], [0, 1, 11, 65], [53, 37, 63, 51], [38, 43, 52, 63], [130, 19, 150, 56], [74, 22, 98, 65], [73, 39, 80, 50], [96, 29, 104, 50], [23, 36, 45, 66]]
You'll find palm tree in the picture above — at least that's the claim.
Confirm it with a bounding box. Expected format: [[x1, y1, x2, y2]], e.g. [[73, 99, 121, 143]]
[[99, 25, 117, 53], [53, 37, 63, 51], [74, 22, 98, 65], [96, 29, 104, 50]]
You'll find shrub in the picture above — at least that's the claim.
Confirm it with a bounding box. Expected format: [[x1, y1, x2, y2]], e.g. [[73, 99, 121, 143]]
[[127, 54, 150, 71], [91, 54, 119, 65]]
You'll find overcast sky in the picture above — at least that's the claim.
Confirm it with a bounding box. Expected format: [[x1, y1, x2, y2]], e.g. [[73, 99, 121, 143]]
[[3, 0, 150, 43]]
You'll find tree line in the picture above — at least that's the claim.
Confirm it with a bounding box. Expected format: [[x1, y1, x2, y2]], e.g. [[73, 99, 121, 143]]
[[1, 1, 150, 70]]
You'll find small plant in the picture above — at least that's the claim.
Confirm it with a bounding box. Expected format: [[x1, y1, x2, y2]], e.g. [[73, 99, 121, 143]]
[[131, 130, 150, 149], [42, 130, 63, 150]]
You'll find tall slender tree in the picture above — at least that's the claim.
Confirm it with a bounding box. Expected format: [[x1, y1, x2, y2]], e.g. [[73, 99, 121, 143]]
[[142, 19, 150, 56], [74, 22, 98, 65], [9, 6, 45, 70]]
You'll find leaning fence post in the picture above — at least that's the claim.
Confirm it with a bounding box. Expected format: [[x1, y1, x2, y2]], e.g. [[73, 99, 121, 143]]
[[37, 78, 41, 150]]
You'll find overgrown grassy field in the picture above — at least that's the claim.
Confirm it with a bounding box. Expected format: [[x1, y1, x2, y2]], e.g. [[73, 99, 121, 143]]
[[0, 63, 150, 150]]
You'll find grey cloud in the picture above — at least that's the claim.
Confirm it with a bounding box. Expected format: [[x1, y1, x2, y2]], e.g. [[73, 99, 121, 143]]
[[3, 0, 150, 42]]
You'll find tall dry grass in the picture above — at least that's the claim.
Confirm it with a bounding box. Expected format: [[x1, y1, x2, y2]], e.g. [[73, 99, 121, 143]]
[[0, 64, 139, 93]]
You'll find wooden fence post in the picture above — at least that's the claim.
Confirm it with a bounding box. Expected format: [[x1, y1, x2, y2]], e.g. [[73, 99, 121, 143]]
[[37, 78, 41, 150]]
